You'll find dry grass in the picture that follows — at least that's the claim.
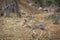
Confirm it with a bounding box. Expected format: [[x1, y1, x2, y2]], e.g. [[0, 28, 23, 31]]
[[0, 0, 60, 40], [0, 12, 60, 40]]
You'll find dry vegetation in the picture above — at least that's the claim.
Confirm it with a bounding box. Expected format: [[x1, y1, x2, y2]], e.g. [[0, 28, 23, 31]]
[[0, 12, 60, 40], [0, 0, 60, 40]]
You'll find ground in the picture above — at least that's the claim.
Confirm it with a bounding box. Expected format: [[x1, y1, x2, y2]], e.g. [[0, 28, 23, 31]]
[[0, 12, 60, 40], [0, 0, 60, 40]]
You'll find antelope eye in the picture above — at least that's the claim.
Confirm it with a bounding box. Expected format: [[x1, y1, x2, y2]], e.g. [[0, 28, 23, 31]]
[[40, 25, 43, 26], [40, 28, 45, 30]]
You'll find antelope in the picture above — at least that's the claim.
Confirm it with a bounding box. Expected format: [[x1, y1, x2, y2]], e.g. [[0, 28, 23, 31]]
[[22, 20, 51, 40]]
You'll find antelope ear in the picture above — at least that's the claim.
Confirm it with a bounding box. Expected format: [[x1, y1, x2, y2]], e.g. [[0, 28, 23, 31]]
[[53, 21, 59, 25]]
